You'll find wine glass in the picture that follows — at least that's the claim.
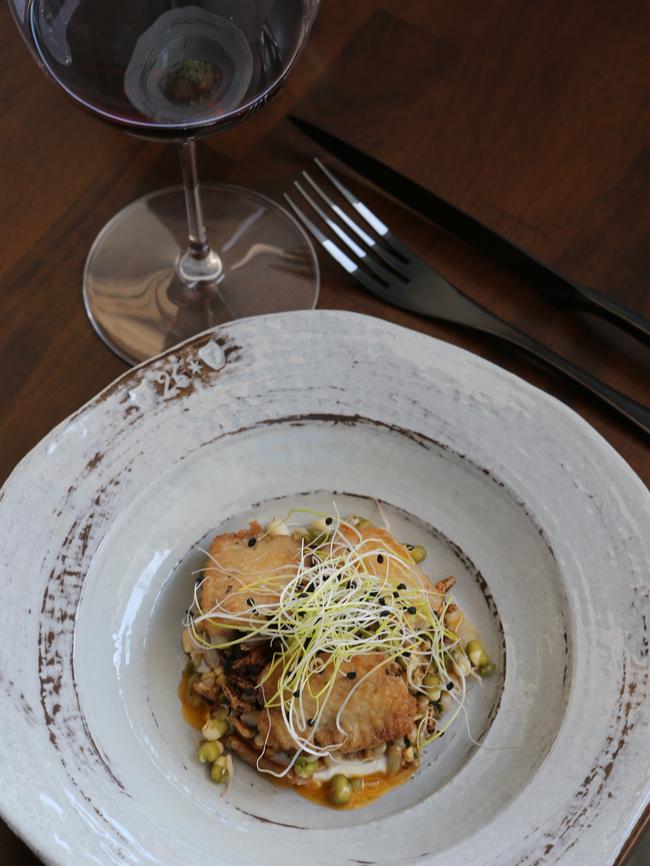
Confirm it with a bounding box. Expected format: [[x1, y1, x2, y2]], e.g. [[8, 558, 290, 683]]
[[9, 0, 321, 363]]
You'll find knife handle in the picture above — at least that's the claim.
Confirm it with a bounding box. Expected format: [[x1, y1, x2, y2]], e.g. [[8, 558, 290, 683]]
[[570, 285, 650, 346], [474, 313, 650, 436]]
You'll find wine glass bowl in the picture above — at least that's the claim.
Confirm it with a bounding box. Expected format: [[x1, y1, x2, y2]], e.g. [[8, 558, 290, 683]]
[[10, 0, 321, 362], [24, 0, 314, 139]]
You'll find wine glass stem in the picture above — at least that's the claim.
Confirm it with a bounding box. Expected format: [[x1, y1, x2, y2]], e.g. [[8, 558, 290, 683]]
[[177, 141, 223, 284]]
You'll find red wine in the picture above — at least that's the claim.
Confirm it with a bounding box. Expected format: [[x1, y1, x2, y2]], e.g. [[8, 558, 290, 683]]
[[28, 0, 309, 140]]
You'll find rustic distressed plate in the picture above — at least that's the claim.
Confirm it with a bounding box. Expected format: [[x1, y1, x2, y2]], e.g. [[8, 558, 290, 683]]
[[0, 311, 648, 866]]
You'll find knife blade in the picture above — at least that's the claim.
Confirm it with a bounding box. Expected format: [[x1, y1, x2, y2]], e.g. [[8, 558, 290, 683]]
[[289, 115, 650, 347]]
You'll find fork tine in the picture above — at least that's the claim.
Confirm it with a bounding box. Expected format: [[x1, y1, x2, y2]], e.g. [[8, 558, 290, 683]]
[[294, 181, 367, 260], [301, 170, 408, 274], [314, 158, 415, 263], [293, 181, 399, 286], [314, 158, 389, 235], [284, 194, 385, 294]]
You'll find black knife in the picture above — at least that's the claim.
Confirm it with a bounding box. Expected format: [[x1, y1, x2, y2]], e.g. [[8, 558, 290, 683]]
[[289, 115, 650, 347]]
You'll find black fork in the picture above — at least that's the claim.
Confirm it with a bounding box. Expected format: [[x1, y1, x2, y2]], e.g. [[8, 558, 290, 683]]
[[285, 159, 650, 437]]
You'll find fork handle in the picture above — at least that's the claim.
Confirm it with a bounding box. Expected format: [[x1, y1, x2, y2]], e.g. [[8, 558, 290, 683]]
[[473, 313, 650, 436]]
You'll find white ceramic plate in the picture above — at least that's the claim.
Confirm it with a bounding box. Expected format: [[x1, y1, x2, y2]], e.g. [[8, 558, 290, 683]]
[[0, 311, 648, 866]]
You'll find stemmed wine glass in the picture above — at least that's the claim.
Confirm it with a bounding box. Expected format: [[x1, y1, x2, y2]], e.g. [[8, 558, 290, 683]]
[[9, 0, 321, 363]]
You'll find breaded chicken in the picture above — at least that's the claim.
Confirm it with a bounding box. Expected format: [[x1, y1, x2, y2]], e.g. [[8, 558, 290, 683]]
[[257, 653, 417, 754], [337, 523, 449, 614], [200, 523, 301, 632]]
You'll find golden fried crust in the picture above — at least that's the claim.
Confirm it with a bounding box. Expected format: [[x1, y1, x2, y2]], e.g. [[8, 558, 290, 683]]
[[200, 525, 302, 629], [338, 523, 446, 613], [257, 653, 417, 754]]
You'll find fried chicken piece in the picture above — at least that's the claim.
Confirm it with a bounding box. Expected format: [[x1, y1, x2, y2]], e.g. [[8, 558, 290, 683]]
[[199, 523, 302, 634], [338, 523, 449, 614], [257, 653, 417, 754]]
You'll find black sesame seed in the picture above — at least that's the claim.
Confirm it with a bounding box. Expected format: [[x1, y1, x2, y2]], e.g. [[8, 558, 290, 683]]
[[377, 554, 384, 563], [346, 671, 357, 680], [403, 651, 411, 658], [447, 681, 454, 690], [407, 605, 417, 615], [369, 590, 379, 597], [397, 583, 406, 590], [293, 690, 300, 697], [393, 591, 399, 598], [378, 596, 386, 606], [325, 517, 333, 526], [247, 537, 257, 547], [380, 609, 390, 617], [246, 597, 255, 607], [307, 718, 315, 727], [299, 592, 308, 598], [405, 544, 414, 551]]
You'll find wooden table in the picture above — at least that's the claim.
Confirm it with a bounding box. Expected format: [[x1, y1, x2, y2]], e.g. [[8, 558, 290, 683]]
[[1, 1, 648, 863]]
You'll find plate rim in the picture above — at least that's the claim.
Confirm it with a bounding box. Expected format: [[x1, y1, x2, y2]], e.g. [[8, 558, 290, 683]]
[[2, 310, 647, 500], [0, 309, 648, 865]]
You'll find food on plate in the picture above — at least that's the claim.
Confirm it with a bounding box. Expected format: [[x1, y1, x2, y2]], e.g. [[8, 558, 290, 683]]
[[180, 508, 494, 808]]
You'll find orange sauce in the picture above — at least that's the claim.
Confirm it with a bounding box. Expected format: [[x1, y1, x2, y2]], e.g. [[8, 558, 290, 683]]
[[179, 669, 415, 810], [271, 765, 416, 810], [178, 669, 209, 731]]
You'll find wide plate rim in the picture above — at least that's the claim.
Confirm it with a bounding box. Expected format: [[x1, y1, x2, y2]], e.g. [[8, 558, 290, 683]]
[[2, 310, 647, 500], [0, 310, 648, 866]]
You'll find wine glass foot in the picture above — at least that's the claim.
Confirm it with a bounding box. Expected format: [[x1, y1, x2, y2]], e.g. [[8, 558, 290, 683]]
[[83, 184, 320, 364]]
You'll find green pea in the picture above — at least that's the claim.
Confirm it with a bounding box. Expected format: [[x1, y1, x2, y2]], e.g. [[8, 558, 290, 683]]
[[409, 545, 427, 563], [328, 774, 351, 806], [210, 762, 229, 784], [202, 717, 229, 741], [198, 740, 223, 763], [422, 671, 441, 701], [466, 640, 489, 668], [295, 756, 319, 778]]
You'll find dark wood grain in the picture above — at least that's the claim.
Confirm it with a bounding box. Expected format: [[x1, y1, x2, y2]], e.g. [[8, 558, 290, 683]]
[[0, 1, 648, 863]]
